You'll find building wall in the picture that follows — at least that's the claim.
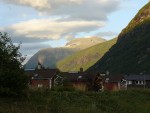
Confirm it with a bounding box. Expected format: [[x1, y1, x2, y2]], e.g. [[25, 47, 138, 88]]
[[63, 82, 88, 91], [127, 80, 150, 89], [73, 82, 88, 91], [146, 81, 150, 88], [104, 82, 120, 91], [30, 79, 50, 89]]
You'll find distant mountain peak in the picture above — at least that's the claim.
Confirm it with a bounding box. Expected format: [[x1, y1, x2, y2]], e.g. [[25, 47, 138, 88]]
[[65, 36, 106, 49]]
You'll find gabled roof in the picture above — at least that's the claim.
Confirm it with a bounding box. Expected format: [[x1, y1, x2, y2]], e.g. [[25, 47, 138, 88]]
[[25, 69, 59, 79], [124, 75, 150, 81], [103, 75, 124, 82]]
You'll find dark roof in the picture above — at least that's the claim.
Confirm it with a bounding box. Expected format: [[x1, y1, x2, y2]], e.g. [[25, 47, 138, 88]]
[[25, 69, 59, 79], [60, 72, 125, 83], [103, 75, 124, 82], [60, 72, 94, 82], [124, 75, 150, 81]]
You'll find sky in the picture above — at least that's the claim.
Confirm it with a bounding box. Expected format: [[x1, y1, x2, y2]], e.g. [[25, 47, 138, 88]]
[[0, 0, 148, 63]]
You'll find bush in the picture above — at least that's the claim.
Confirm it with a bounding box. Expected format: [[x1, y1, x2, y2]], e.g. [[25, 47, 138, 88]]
[[52, 86, 76, 92]]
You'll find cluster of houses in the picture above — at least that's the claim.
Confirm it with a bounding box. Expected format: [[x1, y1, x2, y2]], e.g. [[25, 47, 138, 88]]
[[25, 63, 150, 91]]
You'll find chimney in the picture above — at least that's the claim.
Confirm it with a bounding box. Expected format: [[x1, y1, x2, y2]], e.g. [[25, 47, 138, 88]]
[[37, 62, 41, 69], [106, 70, 109, 75], [80, 67, 83, 73]]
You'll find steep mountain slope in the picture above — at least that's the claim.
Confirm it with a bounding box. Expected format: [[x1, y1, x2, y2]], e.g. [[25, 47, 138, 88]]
[[57, 38, 117, 72], [25, 37, 105, 69], [87, 2, 150, 74]]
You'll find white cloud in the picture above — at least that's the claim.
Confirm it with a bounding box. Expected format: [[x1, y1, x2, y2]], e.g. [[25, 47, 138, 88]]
[[3, 19, 105, 41], [50, 0, 120, 21], [0, 0, 120, 21], [63, 34, 75, 41], [20, 43, 51, 51], [22, 13, 28, 19], [0, 0, 51, 10], [96, 31, 118, 37], [0, 0, 82, 10], [19, 42, 52, 64], [0, 27, 4, 31]]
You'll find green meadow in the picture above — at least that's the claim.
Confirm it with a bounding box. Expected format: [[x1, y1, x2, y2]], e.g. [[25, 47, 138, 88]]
[[0, 89, 150, 113]]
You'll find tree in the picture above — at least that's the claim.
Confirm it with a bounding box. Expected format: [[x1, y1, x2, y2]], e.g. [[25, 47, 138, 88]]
[[0, 32, 28, 96]]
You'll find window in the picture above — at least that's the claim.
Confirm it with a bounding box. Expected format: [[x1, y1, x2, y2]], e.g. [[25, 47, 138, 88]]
[[34, 74, 38, 77], [105, 78, 109, 83], [135, 81, 139, 84], [38, 84, 43, 88], [78, 76, 82, 79], [127, 81, 132, 85], [140, 81, 144, 84], [135, 81, 146, 85]]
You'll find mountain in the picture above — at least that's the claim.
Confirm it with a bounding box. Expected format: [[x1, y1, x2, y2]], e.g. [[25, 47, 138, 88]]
[[24, 48, 77, 69], [87, 2, 150, 74], [65, 37, 106, 49], [25, 37, 105, 69], [57, 38, 117, 72]]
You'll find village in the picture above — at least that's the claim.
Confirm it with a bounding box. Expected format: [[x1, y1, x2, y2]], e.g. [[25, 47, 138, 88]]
[[25, 62, 150, 92]]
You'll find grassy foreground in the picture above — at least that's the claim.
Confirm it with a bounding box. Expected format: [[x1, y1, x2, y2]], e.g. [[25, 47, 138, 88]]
[[0, 89, 150, 113]]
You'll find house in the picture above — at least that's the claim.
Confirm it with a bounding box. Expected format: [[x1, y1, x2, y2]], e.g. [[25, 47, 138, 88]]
[[25, 68, 59, 89], [102, 75, 127, 91], [60, 71, 104, 91], [124, 74, 150, 89], [60, 72, 89, 91]]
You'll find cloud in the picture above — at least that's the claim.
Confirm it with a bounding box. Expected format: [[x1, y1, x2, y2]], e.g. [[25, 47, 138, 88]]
[[0, 0, 51, 10], [0, 0, 83, 12], [51, 0, 120, 21], [20, 43, 51, 52], [0, 0, 120, 21], [19, 42, 51, 64], [63, 34, 75, 41], [0, 27, 4, 31], [0, 0, 120, 43], [2, 19, 105, 42], [96, 31, 118, 37]]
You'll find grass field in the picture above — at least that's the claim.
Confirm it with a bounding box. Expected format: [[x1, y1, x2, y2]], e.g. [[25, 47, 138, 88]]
[[0, 89, 150, 113]]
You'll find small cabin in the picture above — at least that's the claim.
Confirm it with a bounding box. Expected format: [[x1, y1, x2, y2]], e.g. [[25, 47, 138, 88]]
[[102, 75, 127, 91], [60, 72, 89, 91], [25, 68, 59, 89], [124, 74, 150, 89], [60, 71, 104, 92]]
